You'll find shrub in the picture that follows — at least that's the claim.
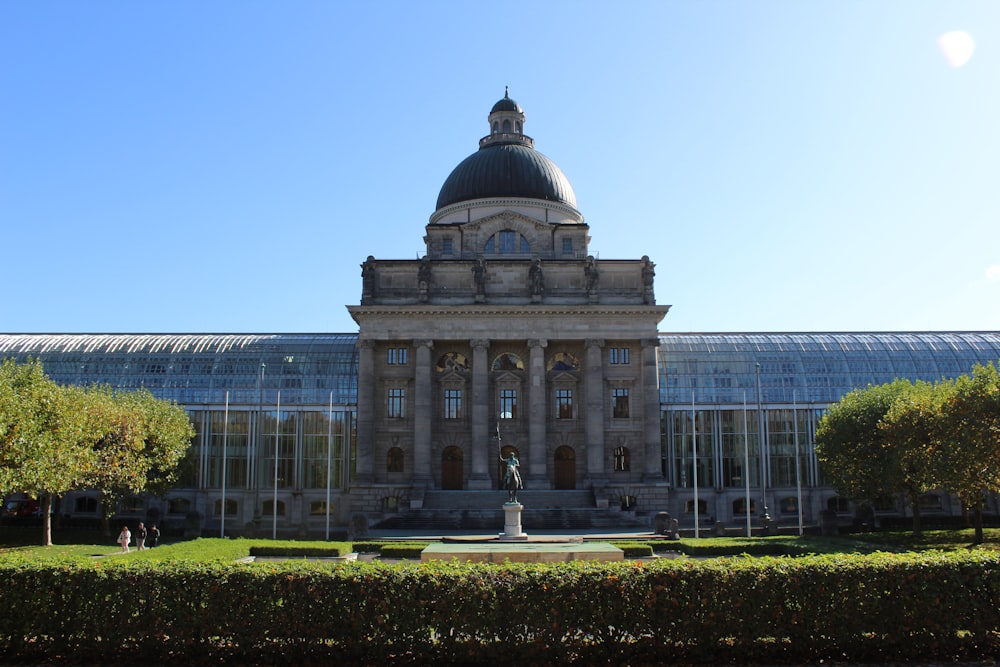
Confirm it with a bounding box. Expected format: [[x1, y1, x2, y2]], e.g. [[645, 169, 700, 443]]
[[1, 550, 998, 664]]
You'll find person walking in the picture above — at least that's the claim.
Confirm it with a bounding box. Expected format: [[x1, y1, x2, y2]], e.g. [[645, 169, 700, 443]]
[[148, 524, 160, 548], [117, 525, 131, 553], [135, 522, 147, 550]]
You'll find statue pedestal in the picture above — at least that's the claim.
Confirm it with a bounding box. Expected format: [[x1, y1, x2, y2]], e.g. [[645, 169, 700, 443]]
[[499, 502, 527, 541]]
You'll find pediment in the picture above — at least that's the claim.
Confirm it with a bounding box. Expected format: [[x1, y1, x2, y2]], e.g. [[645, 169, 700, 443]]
[[493, 370, 524, 385], [548, 371, 579, 384], [464, 210, 551, 236]]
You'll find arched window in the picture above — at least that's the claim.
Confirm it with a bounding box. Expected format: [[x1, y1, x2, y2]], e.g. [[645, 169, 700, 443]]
[[492, 353, 524, 371], [685, 498, 708, 516], [502, 119, 512, 132], [548, 352, 579, 371], [614, 446, 630, 471], [492, 120, 499, 134], [74, 496, 98, 513], [168, 498, 191, 515], [484, 230, 530, 255], [733, 498, 756, 515], [214, 498, 238, 516], [436, 352, 469, 372], [309, 500, 332, 515], [826, 496, 850, 513], [262, 499, 285, 516], [918, 493, 943, 511], [387, 447, 404, 473], [779, 496, 799, 514], [121, 497, 144, 514]]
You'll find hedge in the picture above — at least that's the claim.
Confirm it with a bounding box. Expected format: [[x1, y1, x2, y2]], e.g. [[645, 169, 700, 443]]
[[1, 551, 997, 665]]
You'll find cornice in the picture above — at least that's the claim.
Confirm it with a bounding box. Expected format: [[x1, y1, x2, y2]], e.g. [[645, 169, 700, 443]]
[[348, 304, 671, 320], [428, 197, 585, 225]]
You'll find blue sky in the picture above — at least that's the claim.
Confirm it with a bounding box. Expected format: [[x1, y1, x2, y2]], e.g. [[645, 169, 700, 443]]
[[2, 2, 997, 334]]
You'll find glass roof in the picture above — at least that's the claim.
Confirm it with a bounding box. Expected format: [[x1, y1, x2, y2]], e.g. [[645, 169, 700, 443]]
[[0, 334, 359, 406], [657, 332, 1000, 405], [3, 331, 998, 409]]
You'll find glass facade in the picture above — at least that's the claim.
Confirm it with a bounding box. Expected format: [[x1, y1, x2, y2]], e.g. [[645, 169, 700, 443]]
[[2, 331, 999, 528], [0, 334, 359, 498]]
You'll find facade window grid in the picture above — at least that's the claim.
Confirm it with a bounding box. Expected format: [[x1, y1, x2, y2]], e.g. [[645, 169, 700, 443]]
[[444, 388, 463, 420], [555, 389, 574, 419], [498, 389, 517, 419], [611, 388, 630, 418], [387, 388, 406, 419]]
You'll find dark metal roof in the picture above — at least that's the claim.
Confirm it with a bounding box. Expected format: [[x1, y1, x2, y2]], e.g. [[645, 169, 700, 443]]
[[435, 143, 578, 210], [491, 95, 522, 113]]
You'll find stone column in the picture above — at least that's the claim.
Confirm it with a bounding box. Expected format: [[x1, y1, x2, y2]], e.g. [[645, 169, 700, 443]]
[[413, 339, 434, 484], [354, 339, 375, 483], [641, 338, 663, 480], [584, 339, 606, 482], [469, 338, 491, 489], [527, 338, 548, 484]]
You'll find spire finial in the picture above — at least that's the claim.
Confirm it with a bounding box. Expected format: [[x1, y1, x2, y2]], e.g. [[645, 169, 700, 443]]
[[504, 85, 509, 98]]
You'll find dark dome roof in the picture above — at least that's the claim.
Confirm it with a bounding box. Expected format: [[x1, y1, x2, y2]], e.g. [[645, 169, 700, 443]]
[[436, 143, 578, 210], [491, 95, 522, 113]]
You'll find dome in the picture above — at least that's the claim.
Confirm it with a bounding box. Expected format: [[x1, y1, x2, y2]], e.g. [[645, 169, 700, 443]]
[[435, 93, 579, 212], [491, 94, 522, 114], [436, 144, 578, 210]]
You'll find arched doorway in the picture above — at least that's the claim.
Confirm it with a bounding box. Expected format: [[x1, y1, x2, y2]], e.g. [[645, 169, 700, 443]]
[[441, 446, 464, 489], [554, 446, 576, 490], [497, 445, 520, 490]]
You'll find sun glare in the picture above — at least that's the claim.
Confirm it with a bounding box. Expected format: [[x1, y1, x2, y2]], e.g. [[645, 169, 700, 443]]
[[938, 31, 975, 68]]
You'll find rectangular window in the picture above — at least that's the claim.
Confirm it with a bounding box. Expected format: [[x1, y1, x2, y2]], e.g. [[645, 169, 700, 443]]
[[612, 388, 630, 418], [555, 389, 574, 419], [498, 389, 517, 419], [387, 348, 408, 365], [444, 389, 463, 419], [442, 238, 453, 255], [387, 388, 406, 418], [562, 238, 573, 255], [609, 347, 630, 364]]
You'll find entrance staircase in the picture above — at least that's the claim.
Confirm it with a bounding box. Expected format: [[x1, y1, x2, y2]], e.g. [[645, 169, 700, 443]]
[[374, 489, 649, 531]]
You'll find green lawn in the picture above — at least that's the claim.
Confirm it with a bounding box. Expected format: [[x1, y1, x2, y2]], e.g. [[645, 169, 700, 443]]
[[2, 524, 997, 564]]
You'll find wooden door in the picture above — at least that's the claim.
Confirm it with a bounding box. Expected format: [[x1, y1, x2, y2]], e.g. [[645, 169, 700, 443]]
[[554, 446, 576, 490], [441, 446, 464, 490]]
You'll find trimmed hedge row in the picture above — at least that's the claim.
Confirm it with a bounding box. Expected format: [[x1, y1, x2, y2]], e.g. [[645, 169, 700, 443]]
[[248, 544, 350, 558], [1, 551, 998, 665]]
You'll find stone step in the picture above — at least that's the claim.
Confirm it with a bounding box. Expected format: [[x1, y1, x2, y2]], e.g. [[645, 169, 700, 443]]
[[422, 489, 595, 510], [375, 507, 649, 532]]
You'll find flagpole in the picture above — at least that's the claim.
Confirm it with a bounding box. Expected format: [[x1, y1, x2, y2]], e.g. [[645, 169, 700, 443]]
[[220, 391, 229, 538], [272, 390, 280, 540], [325, 391, 333, 542], [692, 392, 699, 538], [743, 391, 751, 537], [794, 389, 803, 535]]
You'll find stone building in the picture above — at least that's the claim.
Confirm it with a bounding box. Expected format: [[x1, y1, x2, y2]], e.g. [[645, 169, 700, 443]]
[[2, 92, 1000, 537], [348, 90, 669, 520]]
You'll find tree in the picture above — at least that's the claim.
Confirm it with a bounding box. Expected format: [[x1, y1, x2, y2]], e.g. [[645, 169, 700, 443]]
[[816, 379, 914, 502], [0, 360, 195, 545], [0, 359, 97, 545], [938, 362, 1000, 544], [882, 379, 950, 537], [84, 386, 195, 536]]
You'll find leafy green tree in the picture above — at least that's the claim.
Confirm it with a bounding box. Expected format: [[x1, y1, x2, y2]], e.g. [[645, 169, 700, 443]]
[[882, 379, 950, 537], [938, 362, 1000, 544], [84, 386, 195, 536], [0, 360, 194, 544], [0, 359, 98, 545], [816, 379, 915, 504]]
